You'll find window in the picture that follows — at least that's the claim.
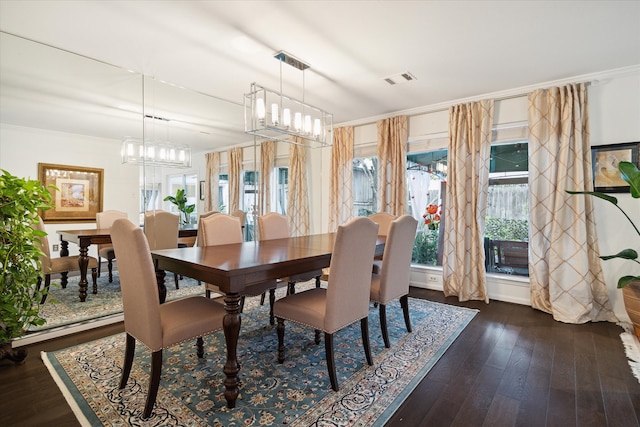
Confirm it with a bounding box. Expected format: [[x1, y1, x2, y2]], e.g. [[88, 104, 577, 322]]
[[218, 173, 228, 213], [243, 170, 258, 240], [274, 167, 288, 215], [165, 173, 198, 223], [353, 157, 378, 217]]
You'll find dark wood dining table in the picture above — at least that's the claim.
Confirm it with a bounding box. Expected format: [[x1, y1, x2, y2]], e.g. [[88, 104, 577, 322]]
[[57, 225, 198, 302], [150, 233, 385, 409]]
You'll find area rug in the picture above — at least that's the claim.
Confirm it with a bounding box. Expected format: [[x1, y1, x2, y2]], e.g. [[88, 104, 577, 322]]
[[32, 273, 205, 331], [620, 322, 640, 383], [42, 296, 477, 426]]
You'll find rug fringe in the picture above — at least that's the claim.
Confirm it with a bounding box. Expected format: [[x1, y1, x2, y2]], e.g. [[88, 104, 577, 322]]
[[618, 322, 640, 383]]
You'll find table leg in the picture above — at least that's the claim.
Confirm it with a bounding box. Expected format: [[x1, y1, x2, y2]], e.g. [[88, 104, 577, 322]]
[[77, 244, 89, 302], [222, 293, 241, 408], [60, 240, 69, 289], [154, 261, 167, 304]]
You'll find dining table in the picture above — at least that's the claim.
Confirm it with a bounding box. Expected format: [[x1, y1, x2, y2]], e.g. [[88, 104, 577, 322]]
[[57, 225, 198, 302], [150, 233, 386, 409]]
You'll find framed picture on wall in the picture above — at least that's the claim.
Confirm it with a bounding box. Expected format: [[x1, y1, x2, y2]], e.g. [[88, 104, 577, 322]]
[[38, 163, 104, 222], [591, 142, 640, 193]]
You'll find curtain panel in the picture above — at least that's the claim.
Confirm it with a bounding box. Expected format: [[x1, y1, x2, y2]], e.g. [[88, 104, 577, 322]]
[[377, 116, 408, 215], [329, 126, 354, 232], [228, 147, 243, 213], [443, 99, 494, 303], [287, 138, 310, 236], [204, 151, 220, 212], [259, 140, 276, 216], [528, 83, 615, 323]]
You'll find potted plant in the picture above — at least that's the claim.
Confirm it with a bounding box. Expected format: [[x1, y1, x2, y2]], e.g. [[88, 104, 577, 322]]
[[567, 160, 640, 337], [163, 188, 195, 224], [0, 170, 54, 362]]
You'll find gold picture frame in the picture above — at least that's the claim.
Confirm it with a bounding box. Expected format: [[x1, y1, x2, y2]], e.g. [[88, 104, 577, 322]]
[[38, 163, 104, 222]]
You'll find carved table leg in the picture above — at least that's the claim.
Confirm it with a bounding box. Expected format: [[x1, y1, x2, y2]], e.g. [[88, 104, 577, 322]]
[[223, 293, 241, 408], [60, 240, 69, 289], [154, 260, 167, 304], [77, 245, 89, 302]]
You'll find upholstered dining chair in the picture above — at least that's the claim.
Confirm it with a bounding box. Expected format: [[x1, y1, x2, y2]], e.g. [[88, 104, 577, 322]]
[[35, 216, 99, 304], [110, 218, 226, 419], [369, 215, 418, 348], [144, 210, 181, 289], [274, 217, 379, 391], [199, 213, 277, 315], [257, 212, 322, 324], [368, 212, 396, 236], [230, 209, 247, 240], [96, 209, 127, 282]]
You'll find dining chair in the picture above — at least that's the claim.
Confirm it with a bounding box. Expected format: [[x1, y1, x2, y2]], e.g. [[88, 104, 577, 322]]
[[230, 209, 247, 240], [199, 213, 278, 315], [369, 215, 418, 348], [35, 216, 99, 304], [257, 212, 322, 324], [368, 212, 396, 236], [110, 218, 226, 419], [96, 209, 127, 282], [144, 210, 181, 289], [274, 217, 379, 391]]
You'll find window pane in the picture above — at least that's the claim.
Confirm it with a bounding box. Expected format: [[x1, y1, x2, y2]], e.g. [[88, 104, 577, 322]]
[[353, 157, 378, 217]]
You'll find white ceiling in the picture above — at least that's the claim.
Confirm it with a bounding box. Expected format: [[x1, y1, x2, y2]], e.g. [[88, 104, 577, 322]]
[[1, 1, 639, 153]]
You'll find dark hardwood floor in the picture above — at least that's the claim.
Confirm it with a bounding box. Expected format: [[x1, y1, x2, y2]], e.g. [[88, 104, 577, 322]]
[[1, 288, 639, 426]]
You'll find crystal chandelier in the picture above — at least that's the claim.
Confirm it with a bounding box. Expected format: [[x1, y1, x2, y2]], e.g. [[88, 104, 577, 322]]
[[244, 51, 333, 147]]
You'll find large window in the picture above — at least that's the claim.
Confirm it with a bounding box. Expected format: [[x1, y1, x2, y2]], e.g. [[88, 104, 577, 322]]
[[273, 167, 288, 215], [218, 173, 229, 213]]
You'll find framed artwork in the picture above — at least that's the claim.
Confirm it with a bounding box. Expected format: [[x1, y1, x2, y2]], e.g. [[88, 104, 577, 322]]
[[592, 142, 640, 193], [38, 163, 104, 222], [199, 180, 205, 200]]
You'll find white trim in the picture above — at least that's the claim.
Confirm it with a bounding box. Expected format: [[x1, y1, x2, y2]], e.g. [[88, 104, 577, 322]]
[[13, 313, 123, 347]]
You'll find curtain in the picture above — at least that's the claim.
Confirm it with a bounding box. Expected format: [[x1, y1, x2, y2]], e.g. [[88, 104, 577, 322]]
[[377, 116, 407, 215], [259, 140, 276, 215], [329, 126, 354, 231], [442, 99, 494, 303], [528, 83, 616, 323], [287, 138, 310, 236], [228, 147, 243, 213], [204, 151, 220, 212]]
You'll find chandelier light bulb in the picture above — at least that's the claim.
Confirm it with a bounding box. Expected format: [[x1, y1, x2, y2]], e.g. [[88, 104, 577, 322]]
[[127, 143, 134, 156], [169, 148, 176, 161], [271, 103, 279, 126], [294, 112, 302, 132], [256, 98, 265, 121], [304, 115, 312, 134], [283, 108, 291, 128], [313, 119, 321, 138]]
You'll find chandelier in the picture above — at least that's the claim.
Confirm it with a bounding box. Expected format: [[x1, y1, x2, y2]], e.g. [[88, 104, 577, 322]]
[[244, 51, 333, 147], [121, 137, 192, 168]]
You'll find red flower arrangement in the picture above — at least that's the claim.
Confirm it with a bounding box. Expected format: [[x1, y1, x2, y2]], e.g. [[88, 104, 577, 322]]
[[423, 203, 442, 230]]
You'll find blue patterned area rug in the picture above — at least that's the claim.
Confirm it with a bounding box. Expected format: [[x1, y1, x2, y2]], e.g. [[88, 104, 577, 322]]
[[42, 295, 477, 426]]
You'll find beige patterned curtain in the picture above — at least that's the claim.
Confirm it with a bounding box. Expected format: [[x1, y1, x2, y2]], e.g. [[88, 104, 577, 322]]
[[204, 151, 220, 212], [377, 116, 407, 215], [528, 83, 615, 323], [329, 126, 354, 231], [259, 140, 276, 215], [287, 138, 310, 236], [443, 99, 494, 303], [228, 147, 243, 213]]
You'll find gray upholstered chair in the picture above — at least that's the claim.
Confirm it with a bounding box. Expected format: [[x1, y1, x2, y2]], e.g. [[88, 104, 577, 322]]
[[199, 214, 277, 311], [369, 215, 418, 348], [96, 209, 127, 282], [110, 218, 226, 419], [36, 216, 99, 304], [257, 212, 322, 324], [144, 210, 181, 289], [274, 217, 379, 391]]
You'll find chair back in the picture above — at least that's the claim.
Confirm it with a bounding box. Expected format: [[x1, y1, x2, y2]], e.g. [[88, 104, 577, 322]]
[[110, 218, 162, 350], [257, 212, 289, 241], [230, 209, 246, 227], [325, 217, 379, 332], [144, 210, 179, 251], [96, 210, 127, 251], [378, 215, 418, 302], [35, 216, 52, 272], [368, 212, 396, 236], [200, 213, 243, 246]]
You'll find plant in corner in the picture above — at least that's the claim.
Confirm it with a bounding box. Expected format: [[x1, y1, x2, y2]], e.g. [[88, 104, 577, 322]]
[[0, 169, 54, 362], [567, 160, 640, 336], [163, 188, 195, 224]]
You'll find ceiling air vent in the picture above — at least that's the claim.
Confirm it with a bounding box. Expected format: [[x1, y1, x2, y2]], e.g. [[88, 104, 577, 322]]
[[383, 72, 417, 85]]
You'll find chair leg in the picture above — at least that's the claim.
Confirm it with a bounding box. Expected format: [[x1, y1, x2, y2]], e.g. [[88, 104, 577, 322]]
[[260, 292, 266, 305], [269, 289, 276, 325], [39, 275, 51, 305], [324, 332, 338, 391], [240, 296, 246, 313], [400, 295, 412, 333], [379, 303, 390, 348], [277, 318, 285, 363], [174, 272, 179, 289], [97, 256, 102, 277], [61, 271, 68, 289], [315, 275, 321, 288], [196, 337, 204, 358], [91, 268, 98, 294], [119, 333, 136, 389], [361, 318, 373, 365], [143, 350, 163, 419], [287, 282, 296, 295], [314, 329, 321, 344], [107, 259, 114, 283]]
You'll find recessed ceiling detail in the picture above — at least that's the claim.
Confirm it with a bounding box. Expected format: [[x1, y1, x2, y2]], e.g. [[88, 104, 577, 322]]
[[383, 72, 417, 85]]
